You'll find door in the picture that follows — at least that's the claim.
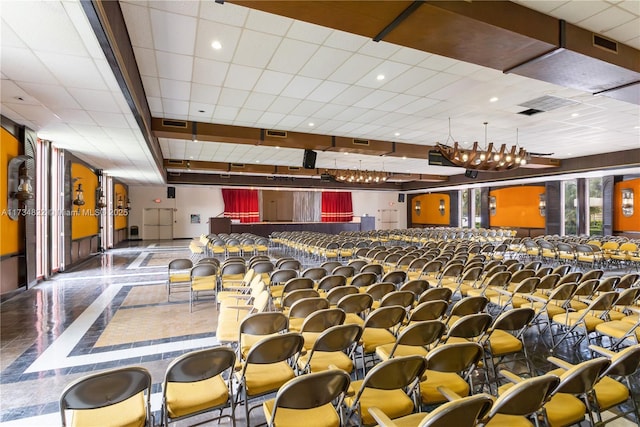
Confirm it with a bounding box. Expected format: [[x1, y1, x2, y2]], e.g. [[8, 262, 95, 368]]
[[143, 208, 173, 240]]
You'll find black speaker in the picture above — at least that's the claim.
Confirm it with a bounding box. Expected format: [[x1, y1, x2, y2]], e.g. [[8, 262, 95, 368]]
[[303, 149, 317, 169], [398, 194, 405, 203], [465, 169, 478, 179], [167, 186, 176, 198]]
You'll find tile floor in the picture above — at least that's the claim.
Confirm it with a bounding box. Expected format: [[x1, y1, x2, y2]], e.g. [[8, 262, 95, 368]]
[[0, 240, 638, 426]]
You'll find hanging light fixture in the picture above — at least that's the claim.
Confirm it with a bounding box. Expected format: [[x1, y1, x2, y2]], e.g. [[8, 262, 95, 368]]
[[329, 160, 389, 184], [72, 180, 85, 206], [436, 120, 528, 172]]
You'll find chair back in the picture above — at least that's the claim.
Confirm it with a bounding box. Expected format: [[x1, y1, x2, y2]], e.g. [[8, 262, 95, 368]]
[[279, 259, 302, 271], [554, 357, 610, 395], [361, 263, 384, 277], [409, 300, 449, 322], [537, 274, 561, 291], [395, 320, 446, 349], [333, 265, 356, 278], [191, 264, 217, 279], [366, 282, 396, 300], [326, 286, 359, 305], [449, 296, 489, 317], [484, 374, 559, 418], [60, 367, 151, 427], [165, 346, 235, 383], [288, 297, 330, 319], [350, 272, 378, 288], [414, 393, 493, 427], [379, 291, 415, 309], [492, 308, 535, 332], [602, 344, 640, 377], [382, 270, 407, 285], [301, 308, 346, 333], [301, 267, 328, 281], [318, 274, 347, 291], [313, 324, 363, 353], [363, 355, 427, 391], [240, 312, 289, 336], [270, 370, 351, 415], [169, 259, 193, 271], [616, 273, 639, 289], [282, 277, 314, 294], [446, 313, 492, 341], [245, 333, 304, 365], [399, 280, 430, 298], [426, 342, 484, 373], [418, 287, 452, 304], [269, 269, 298, 286], [363, 305, 407, 330], [337, 293, 373, 314]]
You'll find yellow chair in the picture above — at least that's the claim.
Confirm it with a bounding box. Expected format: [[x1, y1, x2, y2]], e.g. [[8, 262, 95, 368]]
[[299, 307, 346, 351], [216, 289, 271, 345], [344, 355, 427, 426], [166, 258, 193, 301], [219, 261, 247, 290], [376, 320, 445, 361], [286, 296, 329, 332], [368, 389, 492, 427], [189, 264, 218, 312], [589, 344, 640, 425], [359, 305, 407, 370], [237, 311, 289, 361], [337, 292, 373, 327], [235, 332, 305, 427], [297, 323, 362, 374], [161, 346, 235, 427], [481, 373, 560, 427], [419, 342, 484, 405], [263, 370, 351, 427], [59, 366, 152, 427]]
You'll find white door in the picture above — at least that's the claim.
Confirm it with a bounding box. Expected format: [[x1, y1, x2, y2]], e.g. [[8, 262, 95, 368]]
[[144, 208, 173, 240]]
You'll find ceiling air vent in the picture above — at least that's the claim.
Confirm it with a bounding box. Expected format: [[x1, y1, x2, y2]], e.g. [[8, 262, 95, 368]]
[[168, 172, 181, 177], [266, 129, 287, 138], [220, 174, 230, 178], [167, 159, 185, 165], [518, 108, 544, 116], [353, 138, 370, 146], [593, 34, 618, 54], [161, 119, 188, 128], [230, 163, 245, 168], [288, 166, 301, 171], [518, 95, 578, 112]]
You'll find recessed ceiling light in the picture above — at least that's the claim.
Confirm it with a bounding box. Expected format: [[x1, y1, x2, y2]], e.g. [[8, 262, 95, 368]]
[[256, 160, 260, 163], [571, 113, 579, 117], [394, 132, 400, 137], [376, 74, 385, 81], [489, 97, 498, 102], [402, 156, 407, 160], [308, 122, 314, 127], [211, 40, 222, 50], [275, 146, 280, 149], [193, 138, 198, 143], [189, 156, 193, 159], [567, 152, 572, 155], [344, 152, 348, 155]]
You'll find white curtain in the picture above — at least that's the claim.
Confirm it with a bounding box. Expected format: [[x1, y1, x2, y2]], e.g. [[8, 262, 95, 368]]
[[293, 191, 321, 222]]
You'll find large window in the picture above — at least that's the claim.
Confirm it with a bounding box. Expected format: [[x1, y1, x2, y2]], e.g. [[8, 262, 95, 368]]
[[563, 179, 577, 235], [588, 178, 603, 236], [461, 189, 470, 228]]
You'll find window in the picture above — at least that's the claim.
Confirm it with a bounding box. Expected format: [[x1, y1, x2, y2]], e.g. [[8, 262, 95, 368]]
[[588, 178, 603, 236], [563, 179, 577, 235]]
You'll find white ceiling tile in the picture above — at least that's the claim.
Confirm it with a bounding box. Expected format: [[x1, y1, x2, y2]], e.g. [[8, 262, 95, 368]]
[[159, 79, 191, 100], [218, 87, 250, 107], [1, 47, 59, 84], [280, 75, 323, 99], [6, 103, 57, 128], [191, 57, 229, 86], [223, 64, 262, 90], [233, 29, 281, 68], [580, 5, 636, 32], [375, 94, 422, 113], [307, 81, 349, 103], [286, 19, 332, 44], [549, 1, 610, 23], [1, 17, 27, 48], [353, 90, 398, 109], [213, 105, 239, 121], [268, 38, 319, 74], [68, 88, 120, 113], [244, 92, 276, 110], [199, 2, 248, 27], [253, 70, 293, 95], [141, 76, 162, 98], [1, 1, 86, 56], [297, 46, 352, 80], [155, 51, 193, 81], [313, 104, 348, 120], [603, 17, 640, 42], [235, 108, 264, 123], [190, 83, 222, 104], [332, 86, 375, 106], [88, 112, 129, 128], [329, 54, 384, 85], [120, 2, 155, 49], [387, 46, 431, 66], [35, 52, 106, 90], [324, 30, 369, 52], [245, 8, 292, 36], [355, 61, 412, 89], [268, 97, 301, 114], [94, 59, 121, 92], [257, 112, 286, 127], [147, 0, 200, 17], [18, 82, 80, 109], [410, 73, 463, 97], [188, 102, 215, 117], [358, 40, 402, 59], [1, 80, 42, 105], [194, 19, 242, 62], [133, 47, 159, 77], [418, 54, 460, 72], [396, 97, 441, 115], [147, 96, 163, 114], [380, 67, 437, 94], [293, 100, 325, 116]]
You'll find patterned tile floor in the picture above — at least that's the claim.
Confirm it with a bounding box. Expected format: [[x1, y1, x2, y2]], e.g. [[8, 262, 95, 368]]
[[0, 240, 638, 426]]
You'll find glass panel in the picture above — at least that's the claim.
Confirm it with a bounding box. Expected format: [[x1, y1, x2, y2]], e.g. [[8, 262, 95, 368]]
[[461, 189, 470, 228], [35, 139, 46, 278], [588, 178, 603, 236], [564, 179, 577, 235], [474, 189, 481, 229]]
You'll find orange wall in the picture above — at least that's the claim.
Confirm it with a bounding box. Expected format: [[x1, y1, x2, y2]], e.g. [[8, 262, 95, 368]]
[[412, 193, 450, 225], [614, 178, 640, 232], [0, 128, 22, 256], [71, 163, 99, 240], [489, 186, 545, 229], [114, 183, 128, 230]]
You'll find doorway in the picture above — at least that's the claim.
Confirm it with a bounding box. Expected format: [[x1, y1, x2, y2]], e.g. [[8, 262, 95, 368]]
[[143, 208, 173, 240]]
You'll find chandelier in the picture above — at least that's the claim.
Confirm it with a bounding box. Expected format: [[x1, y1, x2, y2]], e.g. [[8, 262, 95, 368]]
[[436, 121, 528, 172], [328, 160, 389, 184]]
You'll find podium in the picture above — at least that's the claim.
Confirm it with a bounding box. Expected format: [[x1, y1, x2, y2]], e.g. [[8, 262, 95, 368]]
[[209, 217, 231, 235]]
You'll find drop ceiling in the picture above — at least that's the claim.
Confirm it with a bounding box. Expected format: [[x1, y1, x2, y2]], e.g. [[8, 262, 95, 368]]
[[1, 0, 639, 187]]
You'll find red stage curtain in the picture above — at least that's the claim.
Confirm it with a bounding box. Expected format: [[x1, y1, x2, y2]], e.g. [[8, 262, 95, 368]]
[[221, 189, 260, 223], [321, 192, 353, 222]]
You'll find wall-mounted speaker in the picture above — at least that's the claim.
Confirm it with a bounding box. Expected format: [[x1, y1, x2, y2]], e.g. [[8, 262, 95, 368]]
[[303, 149, 317, 169], [465, 170, 478, 179], [398, 193, 405, 203], [167, 186, 176, 199]]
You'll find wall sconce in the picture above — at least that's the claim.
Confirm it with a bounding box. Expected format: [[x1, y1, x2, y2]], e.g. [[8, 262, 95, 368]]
[[72, 179, 85, 207], [126, 198, 131, 211], [116, 194, 124, 210], [621, 188, 634, 217], [95, 187, 106, 209], [489, 196, 497, 216], [438, 199, 445, 216], [539, 193, 546, 217], [414, 200, 421, 216], [7, 155, 34, 220]]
